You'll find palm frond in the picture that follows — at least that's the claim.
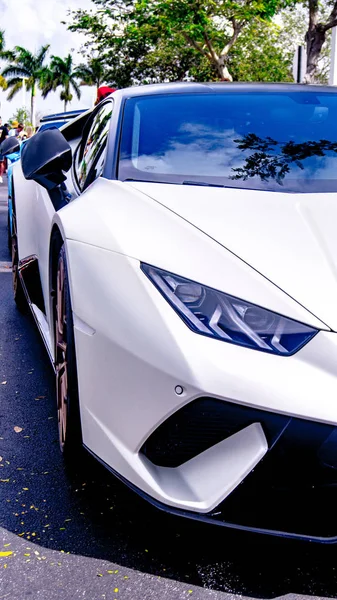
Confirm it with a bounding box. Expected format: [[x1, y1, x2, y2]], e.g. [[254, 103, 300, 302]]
[[0, 50, 17, 62], [5, 76, 24, 86], [2, 65, 31, 78], [7, 80, 23, 100], [36, 44, 50, 67], [0, 29, 5, 54], [71, 78, 81, 100]]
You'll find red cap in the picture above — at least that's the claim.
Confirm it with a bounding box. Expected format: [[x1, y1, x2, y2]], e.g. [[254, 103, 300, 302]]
[[96, 86, 116, 103]]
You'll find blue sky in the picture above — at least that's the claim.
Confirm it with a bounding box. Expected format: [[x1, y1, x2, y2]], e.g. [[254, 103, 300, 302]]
[[0, 0, 96, 121]]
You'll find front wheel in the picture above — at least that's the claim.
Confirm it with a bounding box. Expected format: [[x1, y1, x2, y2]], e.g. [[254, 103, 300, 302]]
[[54, 245, 82, 456]]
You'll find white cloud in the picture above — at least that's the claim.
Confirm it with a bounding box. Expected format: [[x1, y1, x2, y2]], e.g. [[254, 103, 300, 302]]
[[0, 0, 97, 121]]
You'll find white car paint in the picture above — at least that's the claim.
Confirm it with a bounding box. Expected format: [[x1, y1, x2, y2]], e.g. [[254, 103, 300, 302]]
[[130, 182, 337, 331], [12, 163, 337, 515]]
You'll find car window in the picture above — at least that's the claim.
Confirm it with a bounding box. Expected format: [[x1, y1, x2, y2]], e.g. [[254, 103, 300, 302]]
[[75, 102, 113, 192], [119, 92, 337, 193]]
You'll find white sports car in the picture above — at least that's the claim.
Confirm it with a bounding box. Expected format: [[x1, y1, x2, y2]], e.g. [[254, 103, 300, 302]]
[[6, 82, 337, 542]]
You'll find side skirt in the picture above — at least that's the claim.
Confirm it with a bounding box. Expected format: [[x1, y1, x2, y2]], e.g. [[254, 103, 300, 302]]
[[18, 254, 55, 371]]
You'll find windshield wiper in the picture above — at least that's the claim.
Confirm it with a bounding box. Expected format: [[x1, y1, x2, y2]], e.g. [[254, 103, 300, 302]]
[[123, 178, 227, 188], [182, 180, 226, 188], [123, 178, 169, 184]]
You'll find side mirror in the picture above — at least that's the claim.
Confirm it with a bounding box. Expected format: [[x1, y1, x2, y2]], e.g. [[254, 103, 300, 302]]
[[0, 137, 20, 156], [21, 128, 72, 190]]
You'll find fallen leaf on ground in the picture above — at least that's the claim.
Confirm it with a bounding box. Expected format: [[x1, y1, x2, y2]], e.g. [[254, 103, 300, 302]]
[[0, 551, 13, 557], [14, 427, 23, 433]]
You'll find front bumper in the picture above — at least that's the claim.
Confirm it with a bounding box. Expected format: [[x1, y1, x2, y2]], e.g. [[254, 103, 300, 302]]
[[142, 396, 337, 542], [66, 240, 337, 541]]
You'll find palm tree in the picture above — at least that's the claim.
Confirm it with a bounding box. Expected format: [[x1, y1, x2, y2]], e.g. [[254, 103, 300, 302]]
[[74, 58, 108, 93], [1, 45, 50, 128], [0, 30, 14, 91], [42, 54, 81, 112]]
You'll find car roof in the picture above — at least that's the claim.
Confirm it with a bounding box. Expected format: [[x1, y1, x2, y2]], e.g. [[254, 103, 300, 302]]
[[109, 81, 337, 100]]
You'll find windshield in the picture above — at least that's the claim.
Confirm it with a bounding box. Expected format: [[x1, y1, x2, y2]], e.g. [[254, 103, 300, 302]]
[[118, 91, 337, 193]]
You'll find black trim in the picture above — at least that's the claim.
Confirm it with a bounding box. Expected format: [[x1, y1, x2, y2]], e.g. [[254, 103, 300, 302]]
[[18, 255, 45, 313], [83, 444, 337, 544], [17, 255, 54, 368], [141, 397, 290, 467]]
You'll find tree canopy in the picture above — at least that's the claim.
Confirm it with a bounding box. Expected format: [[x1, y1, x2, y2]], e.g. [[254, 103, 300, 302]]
[[1, 45, 50, 127], [68, 0, 300, 84], [41, 54, 81, 112]]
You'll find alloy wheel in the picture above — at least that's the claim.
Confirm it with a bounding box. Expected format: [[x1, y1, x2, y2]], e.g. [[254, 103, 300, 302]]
[[55, 254, 68, 451]]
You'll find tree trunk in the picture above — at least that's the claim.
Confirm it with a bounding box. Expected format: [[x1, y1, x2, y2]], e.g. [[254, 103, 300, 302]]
[[31, 82, 36, 129], [304, 24, 326, 82], [215, 56, 233, 81], [64, 100, 67, 112]]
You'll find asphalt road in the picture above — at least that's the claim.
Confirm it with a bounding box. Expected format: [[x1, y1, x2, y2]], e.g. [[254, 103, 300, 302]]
[[1, 179, 337, 600]]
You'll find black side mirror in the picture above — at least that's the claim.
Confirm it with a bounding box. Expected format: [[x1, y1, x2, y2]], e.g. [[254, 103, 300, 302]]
[[21, 128, 72, 190], [0, 137, 20, 156]]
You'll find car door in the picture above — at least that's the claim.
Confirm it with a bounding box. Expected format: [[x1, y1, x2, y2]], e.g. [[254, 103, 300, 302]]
[[33, 101, 114, 333]]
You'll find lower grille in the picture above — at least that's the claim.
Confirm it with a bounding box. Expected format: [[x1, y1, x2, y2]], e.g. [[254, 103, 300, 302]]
[[141, 397, 289, 467]]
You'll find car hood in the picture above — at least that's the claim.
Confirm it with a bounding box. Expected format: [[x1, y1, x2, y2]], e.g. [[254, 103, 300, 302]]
[[129, 182, 337, 331]]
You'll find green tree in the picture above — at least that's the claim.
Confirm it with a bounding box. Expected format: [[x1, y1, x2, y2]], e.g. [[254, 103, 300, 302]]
[[1, 45, 50, 127], [126, 0, 298, 81], [41, 54, 81, 112], [0, 30, 12, 90], [276, 4, 331, 83], [10, 106, 31, 127], [67, 6, 154, 87], [74, 57, 108, 91], [302, 0, 335, 83], [228, 20, 293, 82], [68, 0, 297, 84]]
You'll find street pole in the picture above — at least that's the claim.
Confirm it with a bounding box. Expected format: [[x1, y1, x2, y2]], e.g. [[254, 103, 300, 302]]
[[329, 27, 337, 85], [292, 46, 307, 83]]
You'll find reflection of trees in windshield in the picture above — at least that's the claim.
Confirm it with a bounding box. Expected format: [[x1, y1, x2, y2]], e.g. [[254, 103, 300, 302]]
[[91, 112, 112, 145], [78, 109, 112, 188], [230, 133, 337, 185]]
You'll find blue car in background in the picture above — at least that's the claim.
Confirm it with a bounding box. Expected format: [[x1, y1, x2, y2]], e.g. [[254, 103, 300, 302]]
[[6, 108, 88, 249]]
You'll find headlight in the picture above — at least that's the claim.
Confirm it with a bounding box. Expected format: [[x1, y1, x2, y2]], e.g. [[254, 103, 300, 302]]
[[141, 264, 318, 356]]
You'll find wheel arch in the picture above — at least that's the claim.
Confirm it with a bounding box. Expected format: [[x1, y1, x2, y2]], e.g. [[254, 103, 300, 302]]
[[49, 225, 65, 358]]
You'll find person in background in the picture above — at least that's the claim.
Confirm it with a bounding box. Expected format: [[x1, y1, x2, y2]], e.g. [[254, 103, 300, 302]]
[[94, 86, 116, 105], [16, 123, 24, 139], [0, 121, 9, 183], [25, 126, 34, 139], [21, 125, 34, 140], [0, 123, 9, 183], [8, 120, 18, 137]]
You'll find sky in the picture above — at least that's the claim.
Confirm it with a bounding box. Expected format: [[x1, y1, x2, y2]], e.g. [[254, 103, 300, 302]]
[[0, 0, 97, 122]]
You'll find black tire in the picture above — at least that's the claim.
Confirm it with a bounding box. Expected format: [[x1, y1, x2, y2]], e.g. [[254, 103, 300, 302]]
[[11, 224, 27, 312], [54, 245, 82, 457]]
